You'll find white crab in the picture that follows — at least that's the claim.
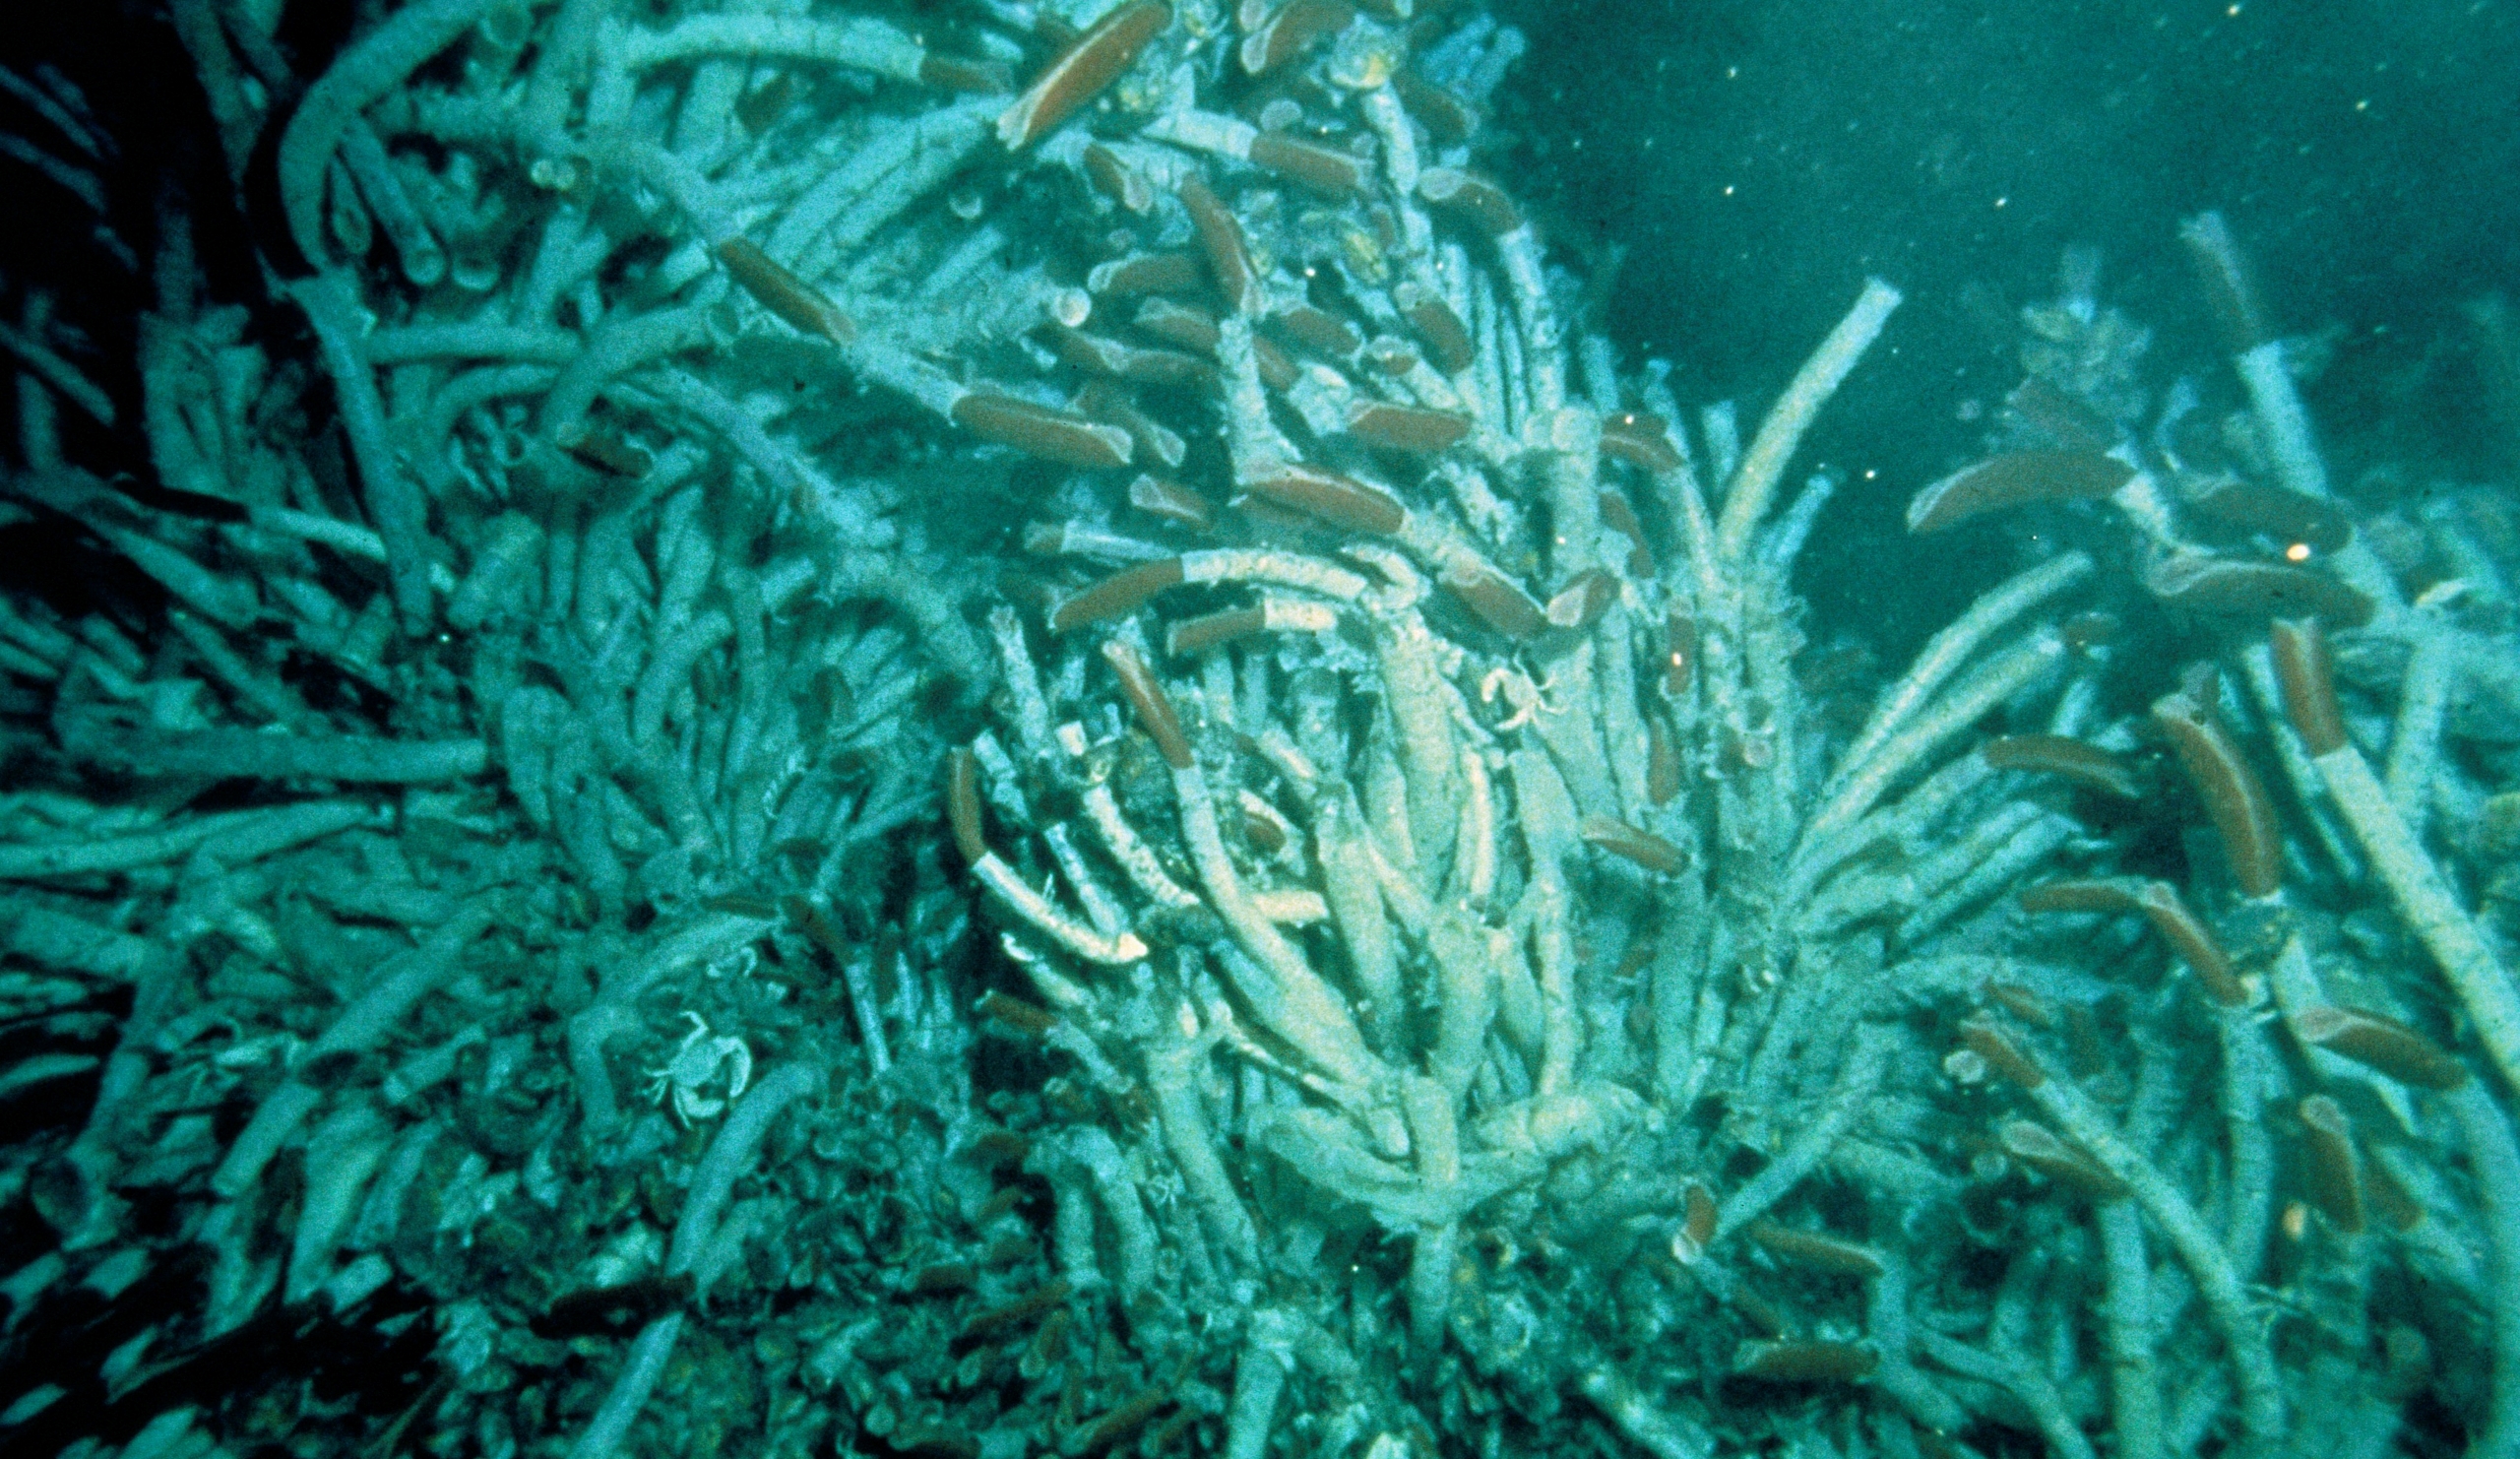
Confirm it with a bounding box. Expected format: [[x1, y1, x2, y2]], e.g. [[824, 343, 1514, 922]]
[[645, 1012, 751, 1125], [1479, 664, 1566, 732]]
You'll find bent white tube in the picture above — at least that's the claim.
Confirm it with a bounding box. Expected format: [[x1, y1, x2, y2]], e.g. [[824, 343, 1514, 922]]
[[1716, 278, 1901, 559], [0, 800, 378, 881], [81, 729, 488, 783], [666, 1062, 819, 1278], [566, 1313, 685, 1459], [290, 271, 436, 627], [2454, 1084, 2520, 1459], [213, 906, 491, 1199], [278, 0, 504, 269]]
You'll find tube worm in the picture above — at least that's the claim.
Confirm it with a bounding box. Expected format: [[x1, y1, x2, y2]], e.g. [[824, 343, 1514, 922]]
[[1830, 552, 2091, 791], [1745, 1220, 1886, 1277], [997, 1, 1171, 149], [1075, 1388, 1174, 1457], [1102, 641, 1193, 770], [1957, 1014, 2047, 1090], [1904, 449, 2133, 535], [1440, 556, 1548, 639], [1127, 474, 1215, 530], [1718, 278, 1903, 560], [1134, 296, 1224, 354], [918, 53, 1015, 92], [1733, 1341, 1879, 1384], [1394, 283, 1476, 374], [1984, 982, 2058, 1029], [2144, 554, 2374, 628], [562, 424, 654, 479], [1247, 132, 1368, 195], [1418, 167, 1521, 236], [569, 1314, 686, 1459], [1662, 611, 1697, 698], [1600, 410, 1684, 474], [2186, 479, 2353, 555], [1180, 175, 1260, 316], [1089, 251, 1200, 298], [1545, 568, 1620, 631], [1392, 69, 1478, 146], [1078, 385, 1189, 469], [1044, 325, 1215, 387], [1346, 401, 1470, 454], [2178, 211, 2274, 356], [1250, 334, 1301, 391], [951, 393, 1134, 469], [2151, 689, 2284, 899], [1081, 142, 1155, 213], [2289, 1005, 2469, 1091], [1970, 1018, 2288, 1443], [1998, 1119, 2132, 1202], [1243, 464, 1407, 536], [2297, 1095, 2366, 1234], [1669, 1181, 1720, 1264], [716, 239, 854, 342], [1982, 734, 2143, 799], [1024, 519, 1168, 560], [1050, 557, 1188, 632], [669, 1063, 821, 1280], [1646, 717, 1682, 805], [1804, 629, 2069, 857], [609, 13, 961, 85], [1239, 0, 1354, 74], [2275, 614, 2520, 1097], [1599, 491, 1658, 575], [1579, 815, 1685, 875], [2021, 877, 2246, 1007], [291, 272, 437, 628], [1272, 304, 1364, 358], [2268, 616, 2347, 756], [1166, 598, 1336, 655], [75, 727, 487, 785], [278, 0, 503, 271], [2004, 376, 2120, 452], [1147, 107, 1367, 195], [1362, 335, 1419, 376], [946, 747, 994, 863], [2192, 216, 2357, 517]]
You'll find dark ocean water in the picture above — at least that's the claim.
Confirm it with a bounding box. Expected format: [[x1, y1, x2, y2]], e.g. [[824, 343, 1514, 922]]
[[1505, 0, 2520, 649]]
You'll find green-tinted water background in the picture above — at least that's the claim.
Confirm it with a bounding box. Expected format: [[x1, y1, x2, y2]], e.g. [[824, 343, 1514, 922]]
[[1508, 0, 2520, 643]]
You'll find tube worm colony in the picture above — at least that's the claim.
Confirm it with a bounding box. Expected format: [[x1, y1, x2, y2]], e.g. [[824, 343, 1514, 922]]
[[0, 3, 2515, 1458]]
